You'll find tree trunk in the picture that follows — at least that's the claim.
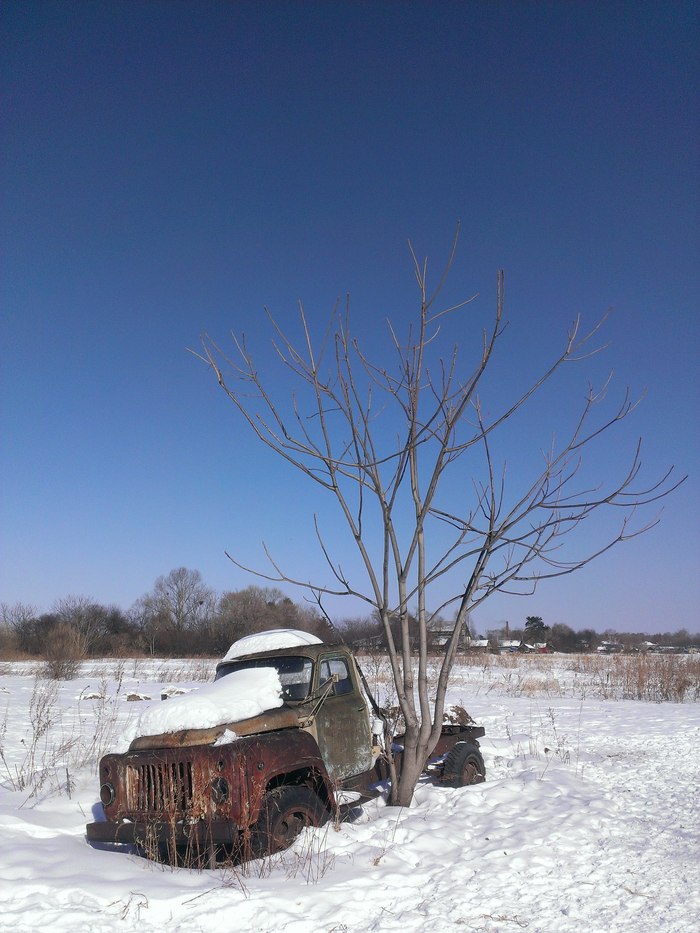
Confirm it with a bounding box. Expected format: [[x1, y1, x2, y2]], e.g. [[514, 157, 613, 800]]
[[385, 716, 440, 807], [388, 743, 426, 807]]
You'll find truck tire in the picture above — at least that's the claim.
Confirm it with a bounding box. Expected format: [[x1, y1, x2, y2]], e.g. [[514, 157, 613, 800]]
[[442, 741, 486, 787], [249, 785, 329, 858]]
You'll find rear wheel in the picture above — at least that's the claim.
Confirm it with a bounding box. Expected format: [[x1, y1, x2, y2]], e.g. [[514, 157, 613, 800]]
[[442, 741, 486, 787], [249, 785, 328, 858]]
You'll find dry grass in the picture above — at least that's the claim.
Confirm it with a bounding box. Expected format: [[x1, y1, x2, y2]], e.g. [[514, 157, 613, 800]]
[[564, 652, 700, 701], [355, 650, 700, 703], [0, 670, 128, 798]]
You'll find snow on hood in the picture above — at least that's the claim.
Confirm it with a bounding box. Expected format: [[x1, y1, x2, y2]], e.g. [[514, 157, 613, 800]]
[[222, 628, 323, 661], [124, 667, 284, 741]]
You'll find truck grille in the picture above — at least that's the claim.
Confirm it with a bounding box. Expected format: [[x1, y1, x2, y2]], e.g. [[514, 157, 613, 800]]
[[127, 760, 195, 814]]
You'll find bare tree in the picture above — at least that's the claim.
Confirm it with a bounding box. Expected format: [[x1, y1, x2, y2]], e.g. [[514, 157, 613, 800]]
[[134, 567, 216, 654], [53, 595, 108, 656], [0, 602, 39, 654], [213, 585, 328, 653], [194, 231, 683, 806]]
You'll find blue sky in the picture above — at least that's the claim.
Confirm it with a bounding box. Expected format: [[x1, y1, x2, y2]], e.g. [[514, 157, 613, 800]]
[[2, 1, 698, 635]]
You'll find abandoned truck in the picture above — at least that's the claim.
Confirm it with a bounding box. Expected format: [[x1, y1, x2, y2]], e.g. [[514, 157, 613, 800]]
[[86, 630, 485, 864]]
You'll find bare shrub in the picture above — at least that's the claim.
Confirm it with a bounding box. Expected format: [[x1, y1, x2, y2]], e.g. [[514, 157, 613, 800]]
[[42, 623, 86, 680]]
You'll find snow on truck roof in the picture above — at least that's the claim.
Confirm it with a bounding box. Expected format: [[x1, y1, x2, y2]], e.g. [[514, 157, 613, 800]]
[[222, 628, 323, 661]]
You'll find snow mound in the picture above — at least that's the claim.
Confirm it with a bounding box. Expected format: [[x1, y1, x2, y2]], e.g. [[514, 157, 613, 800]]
[[124, 667, 283, 741], [222, 628, 323, 661]]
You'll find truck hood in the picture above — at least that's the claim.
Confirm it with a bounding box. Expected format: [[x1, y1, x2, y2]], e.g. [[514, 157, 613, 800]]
[[128, 704, 301, 751]]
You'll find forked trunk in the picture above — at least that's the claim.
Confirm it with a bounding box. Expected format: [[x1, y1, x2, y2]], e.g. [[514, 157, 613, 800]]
[[387, 738, 429, 807]]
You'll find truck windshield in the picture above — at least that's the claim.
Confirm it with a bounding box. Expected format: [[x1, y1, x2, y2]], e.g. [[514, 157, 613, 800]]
[[215, 656, 314, 701]]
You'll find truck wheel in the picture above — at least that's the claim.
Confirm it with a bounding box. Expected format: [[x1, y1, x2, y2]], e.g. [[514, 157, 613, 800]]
[[250, 785, 328, 858], [442, 741, 485, 787]]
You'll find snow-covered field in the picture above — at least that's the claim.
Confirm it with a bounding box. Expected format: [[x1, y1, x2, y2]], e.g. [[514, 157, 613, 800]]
[[1, 654, 698, 933]]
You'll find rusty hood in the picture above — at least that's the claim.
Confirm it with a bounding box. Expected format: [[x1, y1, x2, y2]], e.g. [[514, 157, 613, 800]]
[[128, 704, 301, 751]]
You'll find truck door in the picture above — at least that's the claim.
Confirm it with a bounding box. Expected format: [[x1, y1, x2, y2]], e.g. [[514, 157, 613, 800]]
[[314, 655, 373, 782]]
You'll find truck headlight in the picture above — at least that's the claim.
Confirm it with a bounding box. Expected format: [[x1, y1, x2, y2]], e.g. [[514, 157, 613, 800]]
[[99, 782, 116, 807]]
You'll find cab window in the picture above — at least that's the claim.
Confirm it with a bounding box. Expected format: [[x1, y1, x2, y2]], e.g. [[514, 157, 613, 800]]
[[319, 657, 353, 696], [216, 656, 313, 701]]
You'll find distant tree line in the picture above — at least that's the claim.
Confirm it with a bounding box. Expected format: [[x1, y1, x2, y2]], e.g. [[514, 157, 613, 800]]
[[0, 568, 333, 662], [1, 567, 699, 664]]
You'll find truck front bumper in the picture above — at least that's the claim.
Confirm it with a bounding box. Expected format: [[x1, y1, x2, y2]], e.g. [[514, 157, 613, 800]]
[[86, 818, 240, 849]]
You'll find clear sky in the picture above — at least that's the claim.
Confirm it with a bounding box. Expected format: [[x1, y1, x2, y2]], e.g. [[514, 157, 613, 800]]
[[2, 1, 698, 635]]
